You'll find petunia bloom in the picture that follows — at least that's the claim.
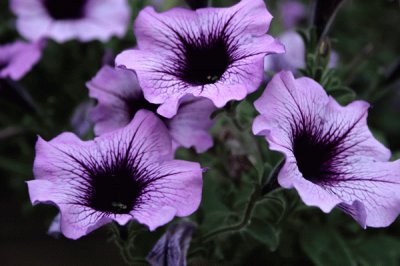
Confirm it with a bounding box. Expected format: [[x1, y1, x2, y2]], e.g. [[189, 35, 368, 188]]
[[264, 31, 338, 74], [87, 66, 215, 153], [11, 0, 130, 43], [253, 71, 400, 228], [264, 31, 305, 74], [70, 101, 94, 137], [116, 0, 284, 118], [28, 110, 203, 239], [146, 221, 196, 266], [279, 0, 306, 30], [0, 40, 43, 80]]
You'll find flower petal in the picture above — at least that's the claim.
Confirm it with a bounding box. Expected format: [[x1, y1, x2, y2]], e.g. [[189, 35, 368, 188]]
[[0, 41, 43, 80], [146, 221, 196, 266], [167, 96, 215, 153], [332, 160, 400, 227], [88, 66, 142, 135], [130, 160, 203, 230], [28, 179, 112, 239]]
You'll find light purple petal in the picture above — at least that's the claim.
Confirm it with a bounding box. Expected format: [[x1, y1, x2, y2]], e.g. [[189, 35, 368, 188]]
[[28, 179, 113, 239], [0, 40, 43, 80], [338, 200, 367, 228], [167, 96, 215, 153], [47, 213, 62, 238], [276, 159, 343, 213], [332, 160, 400, 227], [130, 160, 202, 231], [253, 71, 400, 227]]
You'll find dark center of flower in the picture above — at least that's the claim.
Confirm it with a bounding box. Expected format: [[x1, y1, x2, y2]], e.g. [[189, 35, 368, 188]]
[[127, 94, 160, 121], [43, 0, 87, 20], [0, 61, 8, 72], [178, 36, 232, 86], [292, 130, 337, 183], [290, 109, 365, 185], [125, 94, 173, 130], [86, 160, 148, 214]]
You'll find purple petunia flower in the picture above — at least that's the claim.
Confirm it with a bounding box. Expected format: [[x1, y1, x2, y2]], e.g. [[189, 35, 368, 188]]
[[87, 66, 215, 153], [253, 71, 400, 228], [279, 0, 306, 30], [146, 221, 196, 266], [11, 0, 130, 43], [0, 40, 43, 80], [70, 101, 94, 137], [28, 110, 203, 239], [264, 31, 305, 74], [264, 31, 338, 74], [116, 0, 284, 118]]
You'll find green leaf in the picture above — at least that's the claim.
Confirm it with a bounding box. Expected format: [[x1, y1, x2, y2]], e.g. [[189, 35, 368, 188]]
[[352, 235, 400, 266], [300, 226, 356, 266], [392, 151, 400, 160], [243, 218, 280, 251], [236, 100, 256, 126]]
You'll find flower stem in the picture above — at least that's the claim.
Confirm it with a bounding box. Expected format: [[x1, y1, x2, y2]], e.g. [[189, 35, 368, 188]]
[[198, 158, 285, 245], [110, 223, 147, 265], [261, 159, 284, 195], [200, 187, 262, 243], [225, 102, 245, 132]]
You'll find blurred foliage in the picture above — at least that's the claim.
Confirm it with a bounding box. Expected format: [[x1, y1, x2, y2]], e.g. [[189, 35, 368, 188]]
[[1, 0, 400, 265]]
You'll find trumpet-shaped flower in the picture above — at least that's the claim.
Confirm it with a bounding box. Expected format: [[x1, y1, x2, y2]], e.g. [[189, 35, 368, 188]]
[[116, 0, 284, 118], [87, 66, 215, 153], [146, 221, 196, 266], [253, 71, 400, 228], [11, 0, 130, 43], [279, 0, 306, 30], [28, 110, 203, 239], [264, 31, 338, 74]]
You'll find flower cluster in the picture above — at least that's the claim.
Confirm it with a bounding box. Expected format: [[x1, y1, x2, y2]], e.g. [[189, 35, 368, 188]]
[[7, 0, 398, 262], [26, 0, 287, 240]]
